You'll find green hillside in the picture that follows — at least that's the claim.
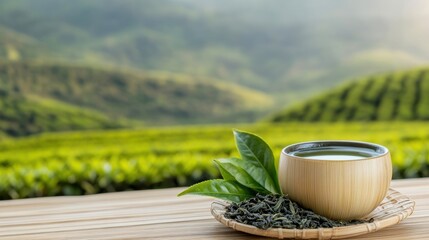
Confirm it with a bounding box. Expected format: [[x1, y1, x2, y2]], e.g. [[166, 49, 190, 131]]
[[269, 68, 429, 122], [0, 62, 272, 125], [0, 92, 120, 136], [0, 26, 49, 62], [1, 0, 428, 104]]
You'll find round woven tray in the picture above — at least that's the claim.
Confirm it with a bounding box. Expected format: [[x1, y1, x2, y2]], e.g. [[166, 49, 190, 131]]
[[211, 188, 415, 239]]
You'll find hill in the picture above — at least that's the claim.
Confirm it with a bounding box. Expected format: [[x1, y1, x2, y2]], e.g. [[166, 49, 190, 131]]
[[0, 62, 273, 126], [0, 91, 121, 136], [1, 0, 429, 104], [269, 68, 429, 122], [0, 26, 54, 63]]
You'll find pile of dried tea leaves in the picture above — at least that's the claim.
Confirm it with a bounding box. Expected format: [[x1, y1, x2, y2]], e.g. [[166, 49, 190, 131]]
[[224, 194, 365, 230]]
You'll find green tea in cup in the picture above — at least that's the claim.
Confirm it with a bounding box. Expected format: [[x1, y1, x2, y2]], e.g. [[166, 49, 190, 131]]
[[279, 140, 392, 220]]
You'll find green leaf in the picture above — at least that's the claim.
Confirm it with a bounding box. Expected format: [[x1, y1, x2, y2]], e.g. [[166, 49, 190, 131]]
[[214, 158, 270, 194], [214, 159, 236, 181], [177, 179, 255, 202], [233, 129, 281, 194]]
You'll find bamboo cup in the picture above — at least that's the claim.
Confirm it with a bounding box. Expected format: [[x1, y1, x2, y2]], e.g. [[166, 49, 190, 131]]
[[279, 141, 392, 220]]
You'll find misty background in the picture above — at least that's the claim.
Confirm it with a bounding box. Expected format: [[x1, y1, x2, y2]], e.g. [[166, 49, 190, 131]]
[[1, 0, 429, 123]]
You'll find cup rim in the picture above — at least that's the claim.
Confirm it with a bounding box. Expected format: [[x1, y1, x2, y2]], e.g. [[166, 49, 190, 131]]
[[282, 140, 389, 161]]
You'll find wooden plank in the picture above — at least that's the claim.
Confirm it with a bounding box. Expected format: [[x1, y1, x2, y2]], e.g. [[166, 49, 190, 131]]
[[0, 179, 426, 239]]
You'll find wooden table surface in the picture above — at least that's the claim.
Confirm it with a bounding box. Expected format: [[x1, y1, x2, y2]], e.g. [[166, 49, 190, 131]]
[[0, 178, 427, 240]]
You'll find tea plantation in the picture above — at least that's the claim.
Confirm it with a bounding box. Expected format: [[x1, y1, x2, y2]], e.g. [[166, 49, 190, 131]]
[[270, 68, 429, 122], [0, 122, 428, 199]]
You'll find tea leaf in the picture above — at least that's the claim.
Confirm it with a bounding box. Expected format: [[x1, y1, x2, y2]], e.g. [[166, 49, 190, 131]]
[[224, 194, 365, 230], [177, 179, 255, 202], [233, 129, 281, 194], [214, 158, 270, 194], [179, 130, 282, 201], [214, 160, 236, 181], [289, 201, 296, 215]]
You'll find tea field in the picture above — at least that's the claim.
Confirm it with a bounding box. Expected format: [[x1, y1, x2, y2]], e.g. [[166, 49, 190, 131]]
[[0, 122, 428, 199], [271, 68, 429, 122]]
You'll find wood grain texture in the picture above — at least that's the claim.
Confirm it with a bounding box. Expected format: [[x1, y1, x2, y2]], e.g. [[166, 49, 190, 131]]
[[279, 151, 392, 220], [0, 178, 426, 240]]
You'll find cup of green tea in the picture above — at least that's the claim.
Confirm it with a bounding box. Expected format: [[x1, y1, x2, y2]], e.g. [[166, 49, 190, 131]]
[[279, 140, 392, 220]]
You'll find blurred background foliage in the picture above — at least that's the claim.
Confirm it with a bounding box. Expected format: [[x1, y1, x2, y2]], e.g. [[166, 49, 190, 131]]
[[0, 0, 429, 199], [2, 0, 429, 108]]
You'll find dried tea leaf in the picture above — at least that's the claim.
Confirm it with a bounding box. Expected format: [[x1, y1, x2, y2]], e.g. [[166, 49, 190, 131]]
[[224, 194, 365, 230]]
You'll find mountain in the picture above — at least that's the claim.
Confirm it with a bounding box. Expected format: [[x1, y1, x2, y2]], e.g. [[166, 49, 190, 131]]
[[1, 0, 429, 106], [0, 26, 48, 62], [0, 92, 121, 137], [0, 62, 273, 126], [268, 67, 429, 122]]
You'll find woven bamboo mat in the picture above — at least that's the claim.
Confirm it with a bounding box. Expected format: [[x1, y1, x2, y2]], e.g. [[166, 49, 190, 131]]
[[211, 188, 415, 239]]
